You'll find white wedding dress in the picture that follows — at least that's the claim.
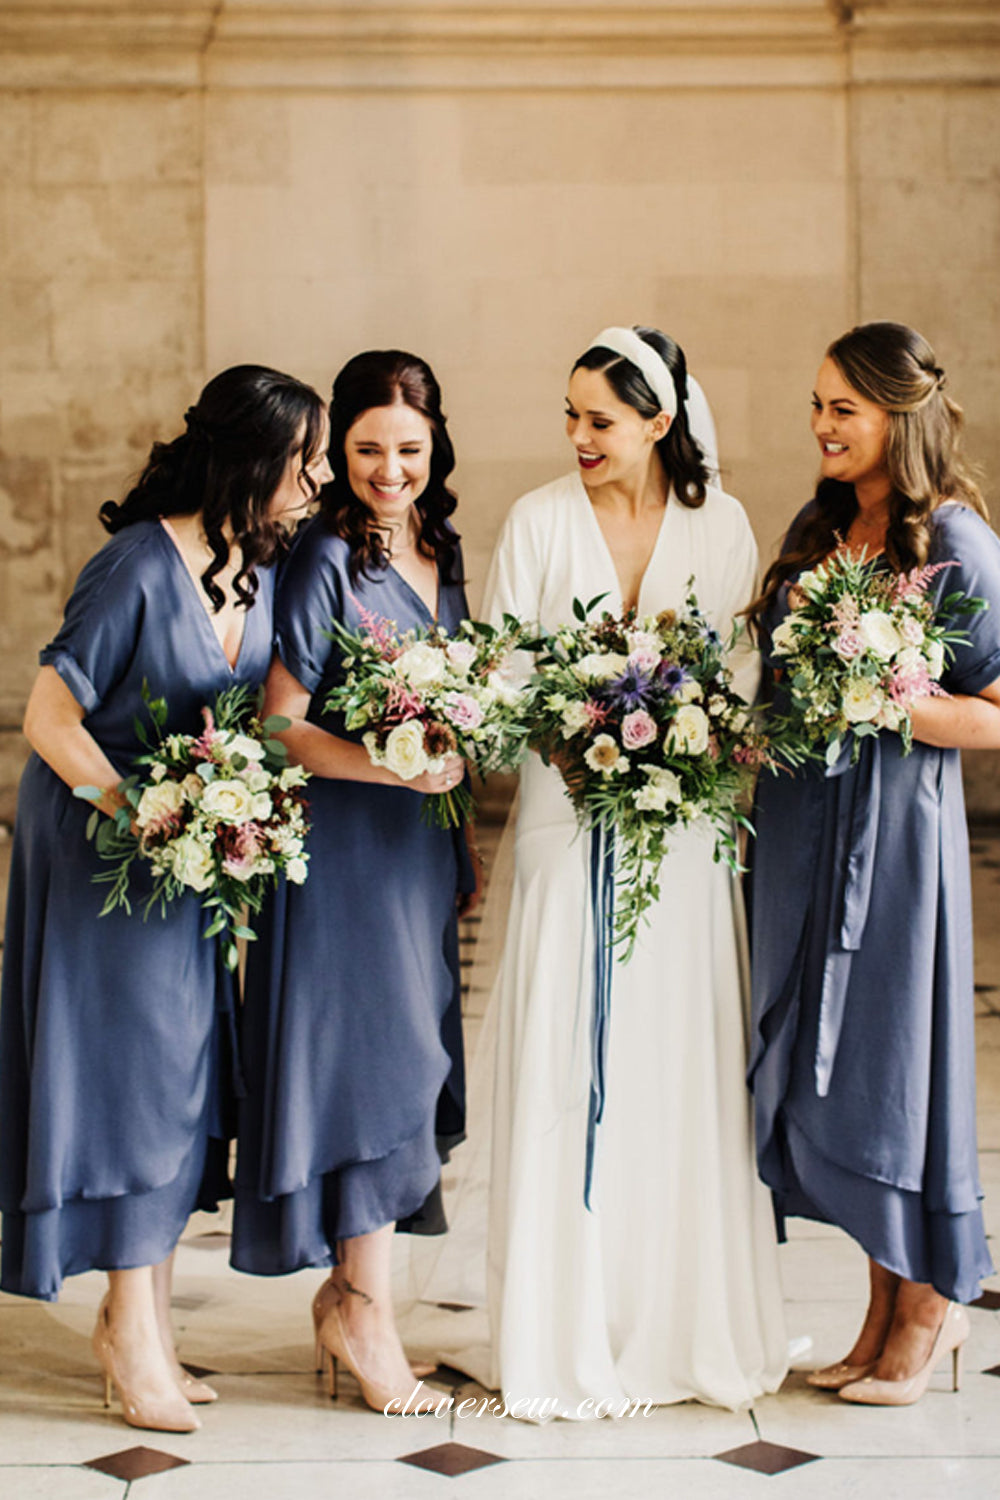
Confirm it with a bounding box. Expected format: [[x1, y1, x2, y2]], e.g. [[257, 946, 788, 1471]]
[[472, 472, 788, 1414]]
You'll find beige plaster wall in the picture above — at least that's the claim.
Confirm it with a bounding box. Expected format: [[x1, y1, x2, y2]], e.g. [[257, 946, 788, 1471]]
[[1, 1, 998, 815]]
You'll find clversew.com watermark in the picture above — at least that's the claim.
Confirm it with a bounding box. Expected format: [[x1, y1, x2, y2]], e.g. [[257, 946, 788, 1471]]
[[384, 1386, 656, 1420]]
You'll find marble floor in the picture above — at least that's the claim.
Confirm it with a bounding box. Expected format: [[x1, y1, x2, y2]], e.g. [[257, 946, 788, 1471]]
[[0, 824, 999, 1498]]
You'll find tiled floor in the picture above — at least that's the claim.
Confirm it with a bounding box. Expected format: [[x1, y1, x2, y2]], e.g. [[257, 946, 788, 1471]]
[[1, 825, 999, 1498]]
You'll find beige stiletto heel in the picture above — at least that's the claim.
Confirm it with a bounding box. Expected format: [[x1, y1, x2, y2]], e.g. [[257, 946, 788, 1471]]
[[315, 1302, 437, 1415], [839, 1303, 970, 1407], [311, 1277, 435, 1381], [92, 1301, 200, 1433]]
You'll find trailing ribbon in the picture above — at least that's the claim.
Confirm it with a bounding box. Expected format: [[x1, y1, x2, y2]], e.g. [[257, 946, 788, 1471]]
[[584, 823, 616, 1209]]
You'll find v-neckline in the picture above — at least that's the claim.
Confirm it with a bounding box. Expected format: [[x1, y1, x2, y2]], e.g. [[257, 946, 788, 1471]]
[[576, 473, 671, 616], [387, 559, 440, 624], [159, 518, 248, 674]]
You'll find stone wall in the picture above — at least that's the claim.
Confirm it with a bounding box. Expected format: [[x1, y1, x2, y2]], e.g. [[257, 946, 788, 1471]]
[[1, 1, 999, 816]]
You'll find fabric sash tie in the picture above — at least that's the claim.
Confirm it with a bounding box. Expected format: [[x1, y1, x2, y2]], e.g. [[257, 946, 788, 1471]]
[[814, 737, 882, 1095], [584, 823, 616, 1209]]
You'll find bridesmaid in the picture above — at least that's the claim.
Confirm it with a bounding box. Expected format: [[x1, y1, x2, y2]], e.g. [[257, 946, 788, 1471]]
[[232, 349, 476, 1413], [0, 366, 331, 1431], [748, 322, 1000, 1406]]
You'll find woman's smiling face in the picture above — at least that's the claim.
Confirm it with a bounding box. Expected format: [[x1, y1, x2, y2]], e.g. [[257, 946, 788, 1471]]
[[565, 367, 668, 492], [343, 402, 433, 524], [811, 356, 890, 492]]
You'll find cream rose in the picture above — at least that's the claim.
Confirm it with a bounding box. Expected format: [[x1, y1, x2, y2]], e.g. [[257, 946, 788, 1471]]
[[227, 733, 266, 762], [170, 833, 215, 892], [382, 721, 430, 781], [285, 856, 308, 885], [770, 615, 802, 655], [842, 679, 884, 723], [395, 642, 445, 688], [573, 652, 629, 683], [136, 780, 185, 830], [200, 779, 255, 823], [665, 704, 710, 756], [926, 638, 945, 679], [858, 610, 902, 660]]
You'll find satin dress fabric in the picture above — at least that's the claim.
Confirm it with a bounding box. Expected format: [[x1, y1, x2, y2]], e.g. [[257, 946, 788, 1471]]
[[231, 517, 469, 1276], [0, 520, 274, 1299], [749, 501, 1000, 1303]]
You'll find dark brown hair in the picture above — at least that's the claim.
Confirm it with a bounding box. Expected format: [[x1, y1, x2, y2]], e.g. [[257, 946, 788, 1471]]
[[322, 349, 461, 585], [748, 321, 987, 632], [571, 326, 709, 508], [101, 364, 327, 611]]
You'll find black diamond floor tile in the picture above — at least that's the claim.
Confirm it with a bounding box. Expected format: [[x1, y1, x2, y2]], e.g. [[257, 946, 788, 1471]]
[[714, 1439, 821, 1476], [426, 1363, 469, 1390], [84, 1445, 190, 1481], [435, 1301, 475, 1313], [399, 1441, 506, 1477], [187, 1231, 232, 1248], [182, 1362, 219, 1378], [971, 1289, 1000, 1310], [170, 1294, 208, 1311], [984, 1362, 1000, 1377]]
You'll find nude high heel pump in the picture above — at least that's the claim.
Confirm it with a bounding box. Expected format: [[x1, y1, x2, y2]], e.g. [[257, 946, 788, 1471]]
[[806, 1359, 878, 1391], [316, 1302, 438, 1416], [839, 1302, 970, 1407], [92, 1301, 200, 1433], [311, 1278, 436, 1381], [176, 1368, 219, 1404]]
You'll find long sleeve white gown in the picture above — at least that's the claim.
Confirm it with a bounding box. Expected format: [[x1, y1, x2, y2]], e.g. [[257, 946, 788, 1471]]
[[479, 471, 788, 1413]]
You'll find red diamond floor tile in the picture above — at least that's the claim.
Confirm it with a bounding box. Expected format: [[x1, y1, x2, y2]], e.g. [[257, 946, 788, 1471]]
[[398, 1441, 507, 1477], [84, 1445, 190, 1481], [972, 1290, 1000, 1310]]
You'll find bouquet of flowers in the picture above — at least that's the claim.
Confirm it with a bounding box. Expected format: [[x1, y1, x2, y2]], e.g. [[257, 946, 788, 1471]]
[[769, 550, 985, 768], [75, 682, 311, 970], [324, 605, 534, 827], [530, 589, 773, 957]]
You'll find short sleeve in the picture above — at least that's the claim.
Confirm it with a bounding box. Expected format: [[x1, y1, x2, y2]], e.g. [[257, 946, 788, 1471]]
[[931, 505, 1000, 696], [273, 520, 346, 694], [39, 533, 147, 715]]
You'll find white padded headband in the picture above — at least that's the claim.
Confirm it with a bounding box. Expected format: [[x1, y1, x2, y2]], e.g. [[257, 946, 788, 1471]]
[[585, 326, 678, 418]]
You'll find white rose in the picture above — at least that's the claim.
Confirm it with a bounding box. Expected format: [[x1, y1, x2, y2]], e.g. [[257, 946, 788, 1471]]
[[395, 642, 446, 688], [842, 679, 884, 723], [675, 679, 704, 705], [200, 779, 255, 823], [170, 832, 215, 892], [136, 780, 185, 829], [665, 704, 710, 756], [560, 701, 592, 738], [926, 638, 945, 679], [285, 856, 308, 885], [382, 721, 430, 781], [858, 610, 902, 660], [227, 733, 266, 762], [770, 615, 802, 655], [250, 793, 273, 820], [895, 646, 924, 673], [573, 652, 629, 683]]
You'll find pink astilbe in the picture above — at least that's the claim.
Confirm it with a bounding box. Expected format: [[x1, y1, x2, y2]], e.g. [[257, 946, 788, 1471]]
[[191, 707, 222, 761], [892, 560, 954, 604], [220, 821, 265, 880], [830, 594, 861, 628], [889, 666, 949, 706], [348, 592, 401, 659], [384, 679, 426, 724]]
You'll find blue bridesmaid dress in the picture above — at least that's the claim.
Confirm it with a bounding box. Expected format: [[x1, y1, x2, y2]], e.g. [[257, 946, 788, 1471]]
[[231, 516, 469, 1276], [0, 520, 274, 1299], [749, 502, 1000, 1302]]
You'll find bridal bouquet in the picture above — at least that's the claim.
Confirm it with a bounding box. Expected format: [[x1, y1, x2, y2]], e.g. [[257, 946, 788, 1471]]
[[530, 590, 773, 956], [769, 550, 985, 767], [324, 605, 533, 828], [75, 682, 311, 970]]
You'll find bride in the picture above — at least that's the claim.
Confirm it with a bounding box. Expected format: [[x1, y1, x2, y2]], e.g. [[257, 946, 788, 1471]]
[[478, 325, 788, 1414]]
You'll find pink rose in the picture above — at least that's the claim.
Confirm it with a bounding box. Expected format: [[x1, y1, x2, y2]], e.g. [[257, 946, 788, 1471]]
[[627, 647, 661, 675], [832, 628, 864, 660], [445, 639, 478, 670], [621, 709, 657, 750], [443, 692, 484, 730]]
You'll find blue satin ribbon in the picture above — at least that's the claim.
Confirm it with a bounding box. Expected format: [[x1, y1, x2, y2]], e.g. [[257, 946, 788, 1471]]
[[814, 737, 882, 1095], [584, 823, 616, 1209]]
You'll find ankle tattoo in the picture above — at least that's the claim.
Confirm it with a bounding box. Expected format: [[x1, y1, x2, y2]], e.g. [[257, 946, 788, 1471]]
[[339, 1277, 373, 1307]]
